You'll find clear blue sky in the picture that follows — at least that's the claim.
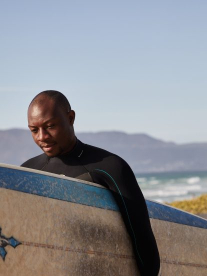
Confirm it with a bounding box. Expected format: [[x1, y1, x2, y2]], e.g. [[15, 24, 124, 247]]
[[1, 0, 207, 143]]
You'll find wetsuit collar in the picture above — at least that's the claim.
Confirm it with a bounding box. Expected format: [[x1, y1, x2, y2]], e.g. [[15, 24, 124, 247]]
[[47, 138, 84, 160]]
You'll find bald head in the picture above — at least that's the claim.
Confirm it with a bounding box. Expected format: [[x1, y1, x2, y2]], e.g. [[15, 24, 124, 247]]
[[29, 90, 71, 113], [28, 90, 76, 156]]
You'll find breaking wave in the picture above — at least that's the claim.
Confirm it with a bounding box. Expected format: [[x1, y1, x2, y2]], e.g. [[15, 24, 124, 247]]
[[187, 177, 200, 184], [136, 171, 207, 203]]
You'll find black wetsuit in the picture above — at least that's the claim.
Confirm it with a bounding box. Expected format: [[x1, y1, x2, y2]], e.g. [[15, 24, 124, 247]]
[[21, 139, 160, 275]]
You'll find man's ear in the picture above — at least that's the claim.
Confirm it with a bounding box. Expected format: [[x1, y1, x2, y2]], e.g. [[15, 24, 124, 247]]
[[68, 110, 75, 125]]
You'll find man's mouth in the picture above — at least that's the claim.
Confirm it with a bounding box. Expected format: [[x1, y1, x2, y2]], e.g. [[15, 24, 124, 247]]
[[41, 143, 56, 152]]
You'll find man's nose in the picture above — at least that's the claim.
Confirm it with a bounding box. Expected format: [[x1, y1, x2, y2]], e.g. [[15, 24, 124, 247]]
[[37, 128, 50, 141]]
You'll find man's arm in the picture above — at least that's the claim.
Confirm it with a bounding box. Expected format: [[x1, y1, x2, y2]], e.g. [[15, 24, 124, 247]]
[[89, 160, 160, 276]]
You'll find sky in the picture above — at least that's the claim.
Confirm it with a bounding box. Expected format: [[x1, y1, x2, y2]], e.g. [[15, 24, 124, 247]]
[[0, 0, 207, 144]]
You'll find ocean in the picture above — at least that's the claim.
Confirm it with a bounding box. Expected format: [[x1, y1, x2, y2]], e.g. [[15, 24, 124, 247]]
[[136, 171, 207, 203]]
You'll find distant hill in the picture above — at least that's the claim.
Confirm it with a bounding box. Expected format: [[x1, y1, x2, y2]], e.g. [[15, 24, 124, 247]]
[[1, 129, 207, 173], [0, 129, 42, 166]]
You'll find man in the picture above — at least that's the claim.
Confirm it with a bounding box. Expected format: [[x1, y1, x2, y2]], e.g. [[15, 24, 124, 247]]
[[22, 90, 160, 275]]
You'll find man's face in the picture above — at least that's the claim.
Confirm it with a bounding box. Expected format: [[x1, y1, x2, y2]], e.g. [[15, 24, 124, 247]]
[[28, 98, 76, 157]]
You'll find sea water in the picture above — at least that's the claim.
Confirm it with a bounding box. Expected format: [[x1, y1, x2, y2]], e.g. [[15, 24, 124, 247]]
[[136, 171, 207, 203]]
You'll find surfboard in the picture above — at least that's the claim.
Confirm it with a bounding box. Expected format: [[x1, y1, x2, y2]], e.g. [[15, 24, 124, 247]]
[[0, 164, 207, 276]]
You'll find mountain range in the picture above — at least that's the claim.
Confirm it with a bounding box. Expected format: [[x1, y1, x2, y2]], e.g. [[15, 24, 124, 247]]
[[1, 129, 207, 173]]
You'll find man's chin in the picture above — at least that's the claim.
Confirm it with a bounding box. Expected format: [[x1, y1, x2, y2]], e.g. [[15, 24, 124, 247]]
[[42, 147, 64, 157], [44, 151, 57, 157], [42, 148, 59, 157]]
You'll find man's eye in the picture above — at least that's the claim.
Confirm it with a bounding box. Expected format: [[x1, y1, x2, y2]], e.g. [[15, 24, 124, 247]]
[[31, 129, 37, 133], [47, 125, 54, 129]]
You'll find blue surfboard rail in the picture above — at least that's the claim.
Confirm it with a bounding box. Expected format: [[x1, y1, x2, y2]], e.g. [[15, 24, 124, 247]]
[[0, 165, 207, 230]]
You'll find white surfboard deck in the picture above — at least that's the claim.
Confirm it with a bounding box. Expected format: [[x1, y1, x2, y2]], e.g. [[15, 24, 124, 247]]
[[0, 163, 207, 276]]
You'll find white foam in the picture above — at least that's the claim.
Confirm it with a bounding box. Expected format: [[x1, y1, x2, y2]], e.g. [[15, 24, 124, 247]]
[[167, 185, 201, 192], [143, 189, 188, 197], [137, 177, 146, 182], [187, 177, 200, 184], [149, 180, 159, 185], [143, 185, 201, 198], [137, 172, 207, 202]]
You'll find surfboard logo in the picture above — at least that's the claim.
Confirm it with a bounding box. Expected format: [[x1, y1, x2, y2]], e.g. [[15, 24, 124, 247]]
[[0, 227, 21, 260]]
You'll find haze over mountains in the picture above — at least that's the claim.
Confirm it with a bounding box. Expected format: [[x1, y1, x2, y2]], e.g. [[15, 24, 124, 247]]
[[1, 129, 207, 173]]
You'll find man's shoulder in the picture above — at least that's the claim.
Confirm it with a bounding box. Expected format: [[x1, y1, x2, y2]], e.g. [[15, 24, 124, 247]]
[[83, 143, 129, 168], [82, 142, 136, 183], [83, 143, 117, 158], [21, 153, 47, 170]]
